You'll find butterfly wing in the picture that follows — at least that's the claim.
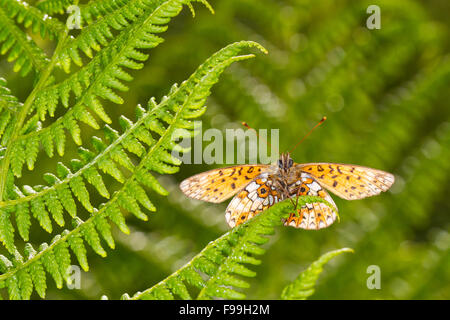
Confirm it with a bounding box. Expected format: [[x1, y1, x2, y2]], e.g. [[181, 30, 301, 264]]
[[296, 163, 395, 200], [225, 173, 280, 228], [284, 172, 338, 230], [180, 165, 270, 203], [226, 171, 339, 230], [285, 202, 338, 230]]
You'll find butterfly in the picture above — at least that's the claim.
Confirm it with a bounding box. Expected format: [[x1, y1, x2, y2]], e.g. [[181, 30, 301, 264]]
[[179, 152, 395, 230]]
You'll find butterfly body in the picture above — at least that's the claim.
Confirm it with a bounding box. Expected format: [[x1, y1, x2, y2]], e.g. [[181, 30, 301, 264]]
[[180, 152, 394, 230]]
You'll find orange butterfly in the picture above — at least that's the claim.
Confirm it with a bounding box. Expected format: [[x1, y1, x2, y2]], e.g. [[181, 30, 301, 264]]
[[179, 120, 395, 230]]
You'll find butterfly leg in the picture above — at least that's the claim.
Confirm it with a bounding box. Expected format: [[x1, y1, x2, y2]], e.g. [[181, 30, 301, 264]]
[[294, 186, 303, 217], [288, 197, 296, 209], [287, 186, 302, 218], [288, 187, 301, 213]]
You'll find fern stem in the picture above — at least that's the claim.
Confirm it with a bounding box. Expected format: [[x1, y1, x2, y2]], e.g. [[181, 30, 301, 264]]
[[0, 52, 254, 210], [0, 51, 244, 282], [130, 199, 296, 300], [131, 231, 231, 300], [0, 95, 178, 280], [195, 217, 264, 300], [0, 30, 69, 202], [0, 101, 159, 209], [12, 0, 197, 147]]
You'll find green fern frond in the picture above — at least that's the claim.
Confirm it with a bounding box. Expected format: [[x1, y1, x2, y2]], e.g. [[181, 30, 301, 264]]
[[0, 7, 50, 76], [129, 196, 335, 300], [36, 0, 75, 15], [60, 0, 170, 70], [281, 248, 354, 300], [1, 41, 265, 236], [10, 0, 214, 176], [0, 0, 65, 39], [0, 78, 22, 144], [0, 40, 266, 299], [60, 0, 214, 71], [80, 0, 131, 25]]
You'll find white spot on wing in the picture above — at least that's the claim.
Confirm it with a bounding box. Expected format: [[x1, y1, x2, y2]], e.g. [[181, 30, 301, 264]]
[[309, 181, 321, 192], [246, 182, 259, 193]]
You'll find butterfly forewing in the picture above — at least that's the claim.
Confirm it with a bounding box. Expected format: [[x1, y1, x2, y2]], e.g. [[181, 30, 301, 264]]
[[297, 163, 395, 200], [180, 165, 270, 203]]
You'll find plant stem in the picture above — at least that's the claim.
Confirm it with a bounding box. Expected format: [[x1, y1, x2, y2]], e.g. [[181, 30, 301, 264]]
[[0, 30, 69, 202]]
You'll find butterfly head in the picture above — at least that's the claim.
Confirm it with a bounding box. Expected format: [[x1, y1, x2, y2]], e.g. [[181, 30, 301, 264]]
[[278, 152, 293, 174]]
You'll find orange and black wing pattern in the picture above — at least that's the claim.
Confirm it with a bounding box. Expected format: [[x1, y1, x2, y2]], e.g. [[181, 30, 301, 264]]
[[297, 163, 395, 200], [284, 172, 338, 230], [180, 165, 270, 203], [225, 173, 280, 227]]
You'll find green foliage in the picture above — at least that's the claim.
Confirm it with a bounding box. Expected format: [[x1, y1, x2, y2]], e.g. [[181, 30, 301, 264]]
[[281, 248, 353, 300], [0, 0, 271, 300], [36, 0, 75, 15], [0, 39, 265, 297], [121, 0, 447, 300], [0, 0, 448, 301], [0, 0, 64, 75], [128, 196, 346, 300]]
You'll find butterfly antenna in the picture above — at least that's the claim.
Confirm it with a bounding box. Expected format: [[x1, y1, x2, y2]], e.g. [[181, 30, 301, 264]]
[[289, 116, 327, 153], [242, 121, 272, 148]]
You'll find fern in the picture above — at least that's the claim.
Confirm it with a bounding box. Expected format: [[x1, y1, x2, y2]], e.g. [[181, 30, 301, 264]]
[[281, 248, 354, 300], [0, 0, 269, 299], [1, 0, 445, 301], [134, 0, 448, 299], [0, 0, 66, 76], [0, 40, 266, 299], [36, 0, 75, 15], [12, 0, 215, 169], [127, 196, 340, 300], [0, 0, 65, 38], [0, 10, 48, 75], [0, 78, 22, 145]]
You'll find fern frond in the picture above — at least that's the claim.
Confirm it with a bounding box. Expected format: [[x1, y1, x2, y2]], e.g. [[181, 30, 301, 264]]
[[0, 41, 266, 299], [130, 196, 335, 300], [80, 0, 131, 25], [11, 0, 214, 175], [1, 41, 265, 234], [0, 0, 65, 39], [0, 30, 70, 200], [60, 0, 168, 69], [36, 0, 75, 15], [0, 7, 50, 75], [281, 248, 354, 300], [60, 0, 214, 71], [0, 78, 22, 144]]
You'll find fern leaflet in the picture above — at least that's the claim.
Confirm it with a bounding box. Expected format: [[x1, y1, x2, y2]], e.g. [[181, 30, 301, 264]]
[[129, 196, 339, 300], [281, 248, 354, 300], [0, 40, 266, 299]]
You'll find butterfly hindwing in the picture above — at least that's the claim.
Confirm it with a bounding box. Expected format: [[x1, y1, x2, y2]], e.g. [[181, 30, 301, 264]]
[[297, 163, 395, 200], [284, 172, 338, 230], [225, 173, 280, 227], [180, 165, 270, 203]]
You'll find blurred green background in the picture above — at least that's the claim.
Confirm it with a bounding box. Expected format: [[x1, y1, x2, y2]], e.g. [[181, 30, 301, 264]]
[[1, 0, 449, 299]]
